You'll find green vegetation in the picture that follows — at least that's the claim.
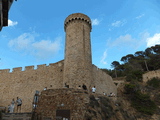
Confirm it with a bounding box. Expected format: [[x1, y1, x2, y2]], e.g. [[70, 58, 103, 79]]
[[102, 45, 160, 78], [101, 45, 160, 116], [125, 83, 157, 115], [132, 92, 157, 115], [125, 70, 144, 82], [99, 97, 114, 119], [147, 77, 160, 88], [124, 83, 136, 94], [85, 95, 114, 120], [89, 95, 100, 108]]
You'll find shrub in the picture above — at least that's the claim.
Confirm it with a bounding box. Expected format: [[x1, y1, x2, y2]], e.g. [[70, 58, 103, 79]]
[[124, 84, 136, 94], [125, 70, 143, 82], [147, 77, 160, 89], [99, 97, 114, 119], [126, 74, 134, 82], [125, 83, 157, 115], [89, 95, 99, 108], [131, 92, 157, 115]]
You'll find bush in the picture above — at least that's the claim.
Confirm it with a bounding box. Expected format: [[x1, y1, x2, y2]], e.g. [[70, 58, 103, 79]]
[[125, 74, 134, 82], [99, 97, 114, 119], [131, 92, 157, 115], [89, 95, 99, 108], [147, 77, 160, 89], [125, 70, 143, 82], [124, 84, 136, 94], [125, 83, 157, 115]]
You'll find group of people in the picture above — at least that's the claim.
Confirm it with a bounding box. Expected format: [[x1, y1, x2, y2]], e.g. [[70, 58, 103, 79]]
[[106, 92, 116, 97], [77, 84, 96, 93], [8, 97, 22, 113], [92, 87, 116, 97]]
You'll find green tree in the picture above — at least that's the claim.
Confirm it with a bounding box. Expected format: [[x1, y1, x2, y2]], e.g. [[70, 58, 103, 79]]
[[111, 61, 120, 69]]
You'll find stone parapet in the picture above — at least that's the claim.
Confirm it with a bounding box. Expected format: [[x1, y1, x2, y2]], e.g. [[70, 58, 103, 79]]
[[0, 60, 64, 112], [35, 88, 89, 120], [64, 13, 92, 31]]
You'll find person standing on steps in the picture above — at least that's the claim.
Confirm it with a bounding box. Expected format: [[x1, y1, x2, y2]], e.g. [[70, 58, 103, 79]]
[[82, 84, 87, 90], [16, 97, 22, 113], [10, 98, 15, 113], [8, 104, 11, 113], [92, 86, 96, 93]]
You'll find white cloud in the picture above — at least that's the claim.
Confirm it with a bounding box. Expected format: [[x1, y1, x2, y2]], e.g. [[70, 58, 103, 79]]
[[8, 33, 34, 50], [8, 33, 61, 59], [111, 34, 135, 47], [111, 21, 121, 27], [135, 14, 145, 19], [100, 49, 107, 65], [108, 32, 155, 52], [146, 33, 160, 47], [111, 20, 126, 27], [106, 34, 143, 52], [8, 19, 18, 26], [32, 39, 61, 58], [92, 19, 100, 26]]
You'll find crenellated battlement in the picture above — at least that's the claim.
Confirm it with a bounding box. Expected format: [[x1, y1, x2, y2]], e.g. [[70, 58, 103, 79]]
[[25, 66, 34, 71], [0, 69, 10, 73], [64, 13, 92, 31], [37, 64, 47, 69], [13, 67, 22, 72], [48, 60, 64, 67], [0, 60, 64, 74], [0, 13, 117, 113], [0, 60, 64, 112]]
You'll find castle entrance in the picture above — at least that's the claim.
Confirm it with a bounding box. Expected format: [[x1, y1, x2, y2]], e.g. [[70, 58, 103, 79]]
[[56, 110, 70, 120]]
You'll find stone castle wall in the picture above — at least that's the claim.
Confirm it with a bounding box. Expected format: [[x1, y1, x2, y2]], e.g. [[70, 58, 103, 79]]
[[63, 13, 93, 89], [35, 88, 89, 120], [0, 60, 64, 112], [143, 69, 160, 82], [0, 61, 117, 112], [92, 65, 117, 95], [0, 13, 117, 113]]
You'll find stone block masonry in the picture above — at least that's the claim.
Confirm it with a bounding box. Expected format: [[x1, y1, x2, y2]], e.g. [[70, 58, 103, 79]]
[[92, 65, 117, 95], [0, 60, 64, 112], [0, 13, 117, 113], [2, 113, 32, 120], [0, 61, 117, 112], [63, 13, 93, 90], [35, 88, 90, 120]]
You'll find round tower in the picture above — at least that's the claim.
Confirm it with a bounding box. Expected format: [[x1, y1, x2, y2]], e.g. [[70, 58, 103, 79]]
[[63, 13, 93, 90]]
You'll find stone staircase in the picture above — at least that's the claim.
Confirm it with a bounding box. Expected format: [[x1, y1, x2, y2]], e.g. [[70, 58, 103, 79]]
[[2, 112, 32, 120]]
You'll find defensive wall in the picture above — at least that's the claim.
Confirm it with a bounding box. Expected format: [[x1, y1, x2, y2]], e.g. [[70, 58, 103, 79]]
[[143, 69, 160, 82], [35, 88, 90, 120], [0, 62, 117, 112], [0, 60, 64, 112], [0, 13, 117, 113], [92, 65, 117, 95], [63, 13, 93, 90]]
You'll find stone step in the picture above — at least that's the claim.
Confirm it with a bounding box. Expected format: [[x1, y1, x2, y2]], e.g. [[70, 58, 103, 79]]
[[2, 112, 32, 120]]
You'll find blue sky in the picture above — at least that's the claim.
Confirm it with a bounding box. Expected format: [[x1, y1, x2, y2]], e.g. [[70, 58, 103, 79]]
[[0, 0, 160, 70]]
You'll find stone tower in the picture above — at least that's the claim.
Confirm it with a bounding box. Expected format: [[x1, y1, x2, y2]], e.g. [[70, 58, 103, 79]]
[[63, 13, 93, 89]]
